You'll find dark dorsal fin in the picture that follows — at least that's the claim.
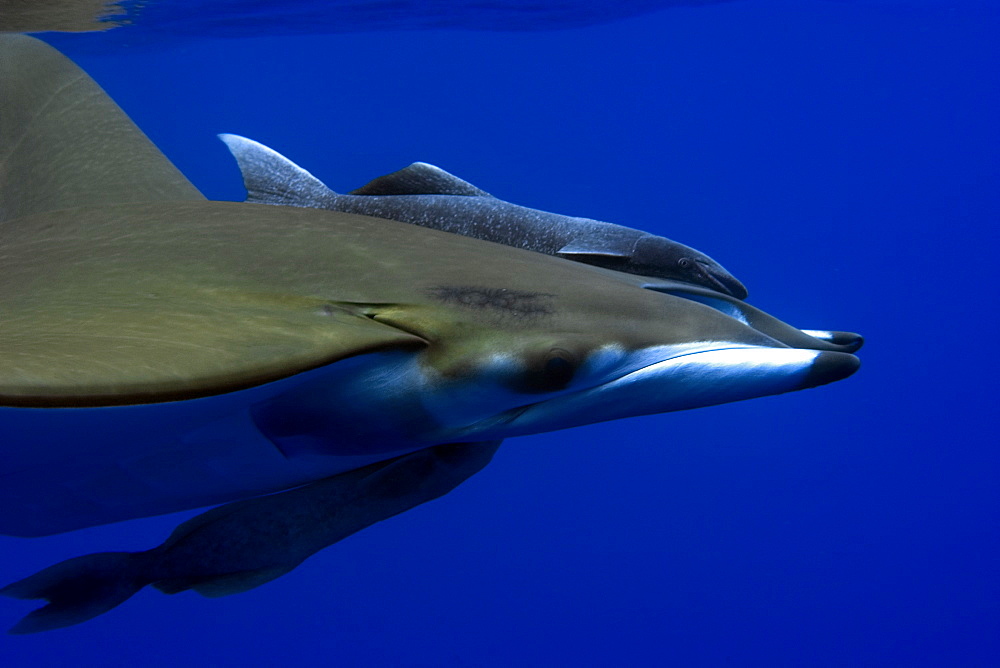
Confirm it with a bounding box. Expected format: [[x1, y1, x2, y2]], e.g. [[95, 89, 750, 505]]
[[218, 134, 336, 207], [350, 162, 491, 197]]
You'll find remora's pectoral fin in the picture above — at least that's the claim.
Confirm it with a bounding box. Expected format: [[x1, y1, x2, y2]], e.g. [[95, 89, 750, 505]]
[[350, 162, 492, 197], [557, 239, 631, 259], [150, 441, 502, 598], [218, 134, 338, 207], [557, 225, 639, 260], [0, 35, 203, 224]]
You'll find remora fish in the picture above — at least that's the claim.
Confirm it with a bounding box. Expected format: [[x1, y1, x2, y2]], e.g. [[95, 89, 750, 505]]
[[220, 134, 750, 299], [0, 35, 860, 634]]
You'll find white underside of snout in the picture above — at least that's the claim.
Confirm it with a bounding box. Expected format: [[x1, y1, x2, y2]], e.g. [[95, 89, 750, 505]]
[[465, 345, 823, 439]]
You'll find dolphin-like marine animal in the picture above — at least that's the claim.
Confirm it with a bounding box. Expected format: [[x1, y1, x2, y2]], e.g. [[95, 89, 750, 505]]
[[0, 36, 859, 633], [219, 134, 749, 299]]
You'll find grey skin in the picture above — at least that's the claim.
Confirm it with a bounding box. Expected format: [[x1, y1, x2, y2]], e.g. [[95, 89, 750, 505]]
[[219, 134, 749, 299]]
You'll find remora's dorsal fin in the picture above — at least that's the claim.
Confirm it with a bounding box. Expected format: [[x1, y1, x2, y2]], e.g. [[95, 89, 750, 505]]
[[350, 162, 491, 197], [0, 35, 203, 224], [218, 134, 337, 207]]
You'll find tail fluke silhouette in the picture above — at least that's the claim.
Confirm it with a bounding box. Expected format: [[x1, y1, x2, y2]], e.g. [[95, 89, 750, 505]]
[[1, 552, 147, 634]]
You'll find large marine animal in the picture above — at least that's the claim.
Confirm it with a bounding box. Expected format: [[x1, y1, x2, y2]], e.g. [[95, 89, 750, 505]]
[[220, 134, 749, 299], [0, 35, 860, 633]]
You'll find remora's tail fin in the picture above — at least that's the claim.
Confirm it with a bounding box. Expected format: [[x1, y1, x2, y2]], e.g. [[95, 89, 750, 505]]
[[218, 133, 338, 207], [0, 35, 203, 224], [0, 552, 147, 634]]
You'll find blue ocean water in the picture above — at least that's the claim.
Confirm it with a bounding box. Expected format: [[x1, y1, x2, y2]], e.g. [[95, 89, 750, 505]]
[[1, 0, 998, 665]]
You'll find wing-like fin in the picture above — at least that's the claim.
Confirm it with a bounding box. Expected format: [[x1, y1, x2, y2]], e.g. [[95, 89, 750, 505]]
[[0, 213, 430, 405], [351, 162, 491, 197], [218, 133, 337, 207], [0, 35, 203, 223]]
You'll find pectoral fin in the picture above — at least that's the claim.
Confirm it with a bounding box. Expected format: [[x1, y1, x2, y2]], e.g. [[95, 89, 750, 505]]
[[557, 239, 631, 258], [0, 35, 203, 223]]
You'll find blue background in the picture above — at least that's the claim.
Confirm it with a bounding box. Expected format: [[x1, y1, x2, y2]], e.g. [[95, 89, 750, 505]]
[[1, 1, 998, 665]]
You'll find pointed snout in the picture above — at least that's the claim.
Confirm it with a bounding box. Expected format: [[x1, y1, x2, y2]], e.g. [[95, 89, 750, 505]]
[[600, 346, 861, 418], [466, 345, 861, 440], [803, 350, 861, 388]]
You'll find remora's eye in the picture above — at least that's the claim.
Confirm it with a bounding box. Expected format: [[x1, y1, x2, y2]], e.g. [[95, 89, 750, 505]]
[[677, 257, 692, 269], [519, 347, 578, 393]]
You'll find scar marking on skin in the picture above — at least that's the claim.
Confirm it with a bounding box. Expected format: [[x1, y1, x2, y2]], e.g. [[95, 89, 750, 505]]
[[427, 286, 555, 317]]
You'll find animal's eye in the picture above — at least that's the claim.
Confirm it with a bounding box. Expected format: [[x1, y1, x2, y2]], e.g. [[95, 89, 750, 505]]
[[542, 349, 576, 387], [677, 257, 692, 269], [519, 348, 578, 393]]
